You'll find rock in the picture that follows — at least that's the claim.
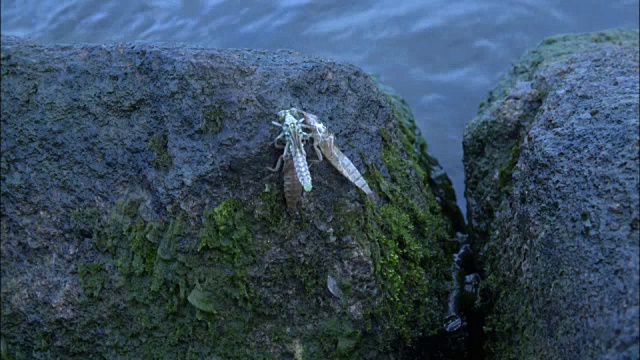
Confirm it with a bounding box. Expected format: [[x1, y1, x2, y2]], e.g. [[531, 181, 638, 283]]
[[463, 29, 639, 359], [0, 36, 460, 359]]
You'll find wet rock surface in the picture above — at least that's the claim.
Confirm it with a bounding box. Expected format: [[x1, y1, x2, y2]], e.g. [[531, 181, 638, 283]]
[[464, 29, 639, 359], [1, 36, 461, 358]]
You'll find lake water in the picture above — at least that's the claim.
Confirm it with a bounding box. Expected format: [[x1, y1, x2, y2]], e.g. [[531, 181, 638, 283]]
[[2, 0, 638, 214]]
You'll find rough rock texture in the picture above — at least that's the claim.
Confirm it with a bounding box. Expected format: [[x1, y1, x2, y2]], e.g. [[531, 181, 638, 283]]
[[463, 29, 639, 359], [0, 36, 461, 359]]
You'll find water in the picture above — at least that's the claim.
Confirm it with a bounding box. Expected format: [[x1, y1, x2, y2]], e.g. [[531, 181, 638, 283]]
[[2, 0, 638, 213]]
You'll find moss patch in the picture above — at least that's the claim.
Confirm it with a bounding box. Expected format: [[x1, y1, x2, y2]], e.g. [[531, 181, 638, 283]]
[[198, 198, 253, 258], [147, 134, 173, 170], [193, 199, 256, 354], [200, 106, 224, 135], [85, 198, 250, 358], [497, 144, 522, 193], [254, 183, 287, 231], [78, 263, 105, 298], [362, 127, 451, 343]]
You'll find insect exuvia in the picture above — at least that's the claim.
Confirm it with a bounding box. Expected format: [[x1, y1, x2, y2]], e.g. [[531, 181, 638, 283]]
[[299, 109, 376, 201], [268, 108, 376, 212], [282, 157, 303, 213]]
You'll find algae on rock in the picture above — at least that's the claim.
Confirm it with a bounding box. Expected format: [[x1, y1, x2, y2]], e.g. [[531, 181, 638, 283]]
[[464, 29, 639, 359], [1, 36, 462, 359]]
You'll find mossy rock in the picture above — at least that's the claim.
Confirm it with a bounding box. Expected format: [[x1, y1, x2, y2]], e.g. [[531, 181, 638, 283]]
[[1, 36, 461, 359], [464, 28, 639, 359]]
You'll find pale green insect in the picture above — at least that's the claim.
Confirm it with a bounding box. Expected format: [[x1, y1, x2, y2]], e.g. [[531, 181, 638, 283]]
[[268, 108, 313, 193]]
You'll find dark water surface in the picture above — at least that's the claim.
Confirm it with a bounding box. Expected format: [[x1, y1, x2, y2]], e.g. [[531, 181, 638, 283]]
[[3, 0, 638, 213]]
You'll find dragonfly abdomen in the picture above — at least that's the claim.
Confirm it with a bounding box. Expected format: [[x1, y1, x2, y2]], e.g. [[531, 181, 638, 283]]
[[293, 151, 312, 192]]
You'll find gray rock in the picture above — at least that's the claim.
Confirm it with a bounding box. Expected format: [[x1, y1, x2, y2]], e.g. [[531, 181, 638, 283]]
[[464, 29, 639, 358], [0, 36, 459, 359]]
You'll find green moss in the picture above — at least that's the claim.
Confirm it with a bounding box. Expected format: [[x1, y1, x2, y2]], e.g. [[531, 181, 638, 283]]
[[0, 339, 13, 360], [33, 332, 51, 352], [187, 285, 218, 314], [200, 106, 224, 135], [340, 85, 455, 345], [147, 134, 173, 170], [382, 92, 435, 182], [68, 196, 282, 358], [352, 122, 450, 345], [591, 31, 615, 43], [71, 201, 224, 357], [70, 207, 101, 237], [126, 219, 158, 276], [156, 219, 180, 261], [198, 198, 253, 263], [253, 183, 286, 231], [74, 203, 166, 300], [311, 316, 361, 358], [364, 164, 449, 342], [193, 198, 258, 358], [78, 263, 105, 298], [497, 144, 522, 192]]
